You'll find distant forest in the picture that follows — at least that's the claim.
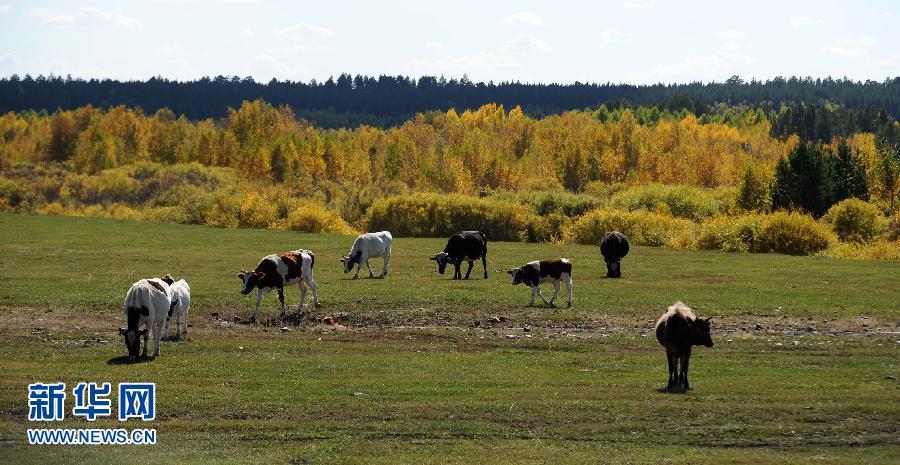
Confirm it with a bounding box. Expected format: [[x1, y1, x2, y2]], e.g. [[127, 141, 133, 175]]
[[1, 74, 898, 129]]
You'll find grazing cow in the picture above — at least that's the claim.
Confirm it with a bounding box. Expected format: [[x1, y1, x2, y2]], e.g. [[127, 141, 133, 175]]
[[159, 275, 190, 340], [600, 231, 630, 278], [340, 231, 393, 279], [238, 249, 320, 323], [119, 277, 172, 360], [655, 301, 713, 392], [430, 231, 488, 280], [506, 258, 573, 307]]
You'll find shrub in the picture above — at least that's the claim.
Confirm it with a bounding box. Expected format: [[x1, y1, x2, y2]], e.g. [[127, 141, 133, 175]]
[[886, 216, 900, 242], [825, 198, 886, 243], [609, 184, 728, 221], [826, 240, 900, 260], [564, 208, 694, 247], [0, 177, 37, 213], [696, 214, 764, 253], [736, 164, 772, 212], [754, 211, 833, 255], [275, 203, 357, 235], [523, 212, 572, 243], [238, 193, 280, 229], [365, 193, 528, 241]]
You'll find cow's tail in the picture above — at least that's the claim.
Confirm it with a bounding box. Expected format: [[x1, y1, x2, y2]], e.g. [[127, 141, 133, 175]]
[[308, 252, 315, 269]]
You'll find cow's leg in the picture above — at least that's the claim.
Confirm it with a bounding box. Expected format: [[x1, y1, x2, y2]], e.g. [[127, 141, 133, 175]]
[[161, 315, 170, 340], [141, 326, 149, 358], [529, 286, 537, 306], [381, 248, 390, 278], [250, 289, 264, 323], [464, 260, 474, 279], [365, 255, 375, 278], [481, 254, 488, 279], [548, 281, 561, 306], [682, 348, 692, 390], [352, 259, 361, 279], [278, 288, 286, 317], [174, 308, 182, 340], [666, 350, 676, 390], [152, 321, 163, 357], [298, 281, 307, 312], [304, 275, 321, 308], [565, 275, 573, 308], [536, 285, 551, 306], [452, 261, 461, 280]]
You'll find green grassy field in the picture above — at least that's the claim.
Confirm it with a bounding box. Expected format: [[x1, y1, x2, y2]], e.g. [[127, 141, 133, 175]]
[[0, 213, 898, 464]]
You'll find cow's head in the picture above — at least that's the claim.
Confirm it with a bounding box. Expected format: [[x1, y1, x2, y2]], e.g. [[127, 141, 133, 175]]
[[238, 270, 264, 295], [605, 259, 621, 278], [118, 327, 147, 360], [158, 274, 175, 285], [430, 252, 451, 274], [506, 268, 525, 285], [340, 250, 362, 273], [691, 318, 714, 348]]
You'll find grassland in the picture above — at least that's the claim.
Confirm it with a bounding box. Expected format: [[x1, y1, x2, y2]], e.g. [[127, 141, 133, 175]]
[[0, 213, 898, 464]]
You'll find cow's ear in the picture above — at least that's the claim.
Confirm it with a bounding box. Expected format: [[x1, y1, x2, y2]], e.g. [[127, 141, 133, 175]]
[[118, 328, 126, 335], [339, 257, 346, 263], [238, 272, 245, 280], [705, 317, 713, 324], [506, 269, 514, 274], [255, 271, 266, 279]]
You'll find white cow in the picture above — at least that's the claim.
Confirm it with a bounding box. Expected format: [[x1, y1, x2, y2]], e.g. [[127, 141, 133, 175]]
[[119, 277, 172, 360], [161, 276, 190, 340], [340, 231, 393, 279]]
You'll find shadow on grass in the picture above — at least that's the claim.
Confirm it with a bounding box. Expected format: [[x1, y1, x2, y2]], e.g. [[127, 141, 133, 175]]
[[106, 355, 153, 365], [655, 386, 688, 394]]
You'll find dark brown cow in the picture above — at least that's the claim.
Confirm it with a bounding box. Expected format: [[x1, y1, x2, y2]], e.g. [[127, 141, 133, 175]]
[[506, 258, 573, 307], [238, 249, 319, 322], [655, 301, 713, 392]]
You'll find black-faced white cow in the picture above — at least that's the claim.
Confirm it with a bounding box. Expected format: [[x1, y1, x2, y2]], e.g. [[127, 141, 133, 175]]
[[430, 231, 488, 280], [655, 301, 714, 392], [340, 231, 392, 279], [506, 258, 573, 307], [158, 274, 190, 340], [119, 277, 172, 360], [238, 249, 320, 323], [600, 231, 630, 278]]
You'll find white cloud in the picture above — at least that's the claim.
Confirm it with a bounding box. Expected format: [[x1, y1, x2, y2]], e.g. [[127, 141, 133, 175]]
[[0, 4, 11, 12], [154, 45, 184, 57], [502, 11, 543, 26], [425, 41, 445, 49], [26, 6, 143, 29], [404, 53, 519, 80], [26, 8, 76, 26], [0, 53, 21, 68], [818, 37, 876, 57], [716, 30, 745, 39], [792, 16, 824, 27], [500, 34, 552, 54], [719, 41, 752, 51], [878, 54, 900, 67], [624, 1, 655, 9], [885, 11, 895, 16], [241, 28, 254, 37], [638, 50, 755, 83], [275, 21, 335, 40], [599, 29, 625, 44]]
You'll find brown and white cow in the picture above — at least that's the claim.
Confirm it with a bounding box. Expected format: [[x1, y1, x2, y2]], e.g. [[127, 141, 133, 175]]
[[506, 258, 573, 307], [238, 249, 320, 322]]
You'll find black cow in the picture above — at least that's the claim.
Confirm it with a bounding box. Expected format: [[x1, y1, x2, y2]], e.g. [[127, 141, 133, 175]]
[[600, 231, 629, 278], [655, 302, 713, 392], [430, 231, 488, 280]]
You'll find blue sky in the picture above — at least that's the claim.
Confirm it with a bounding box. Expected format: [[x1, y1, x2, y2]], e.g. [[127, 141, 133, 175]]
[[0, 0, 897, 84]]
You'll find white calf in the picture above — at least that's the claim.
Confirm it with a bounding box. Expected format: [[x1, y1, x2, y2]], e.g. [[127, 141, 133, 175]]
[[163, 279, 190, 340], [340, 231, 393, 279]]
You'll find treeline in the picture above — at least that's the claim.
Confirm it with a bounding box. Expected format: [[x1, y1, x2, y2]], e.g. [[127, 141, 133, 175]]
[[1, 74, 898, 129], [1, 100, 898, 259]]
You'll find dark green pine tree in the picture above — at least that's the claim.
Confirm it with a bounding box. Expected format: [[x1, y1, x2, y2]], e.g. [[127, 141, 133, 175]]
[[827, 139, 869, 202], [772, 142, 832, 216]]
